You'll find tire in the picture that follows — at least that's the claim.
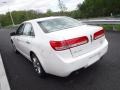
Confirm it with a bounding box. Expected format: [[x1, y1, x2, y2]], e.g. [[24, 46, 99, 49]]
[[11, 41, 19, 54], [31, 53, 46, 77]]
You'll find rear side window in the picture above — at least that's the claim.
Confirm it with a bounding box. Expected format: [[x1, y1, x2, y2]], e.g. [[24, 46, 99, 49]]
[[23, 23, 35, 36], [16, 24, 25, 35]]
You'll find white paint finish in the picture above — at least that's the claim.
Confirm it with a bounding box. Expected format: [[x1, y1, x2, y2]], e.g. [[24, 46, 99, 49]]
[[0, 54, 10, 90]]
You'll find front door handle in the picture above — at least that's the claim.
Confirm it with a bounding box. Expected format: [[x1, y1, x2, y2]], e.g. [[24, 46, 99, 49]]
[[17, 39, 21, 41]]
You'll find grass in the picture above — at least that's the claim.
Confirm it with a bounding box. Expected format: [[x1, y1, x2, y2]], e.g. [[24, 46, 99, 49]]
[[100, 24, 120, 31]]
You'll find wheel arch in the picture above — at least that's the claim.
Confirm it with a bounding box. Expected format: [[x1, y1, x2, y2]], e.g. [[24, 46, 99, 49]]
[[30, 51, 46, 72]]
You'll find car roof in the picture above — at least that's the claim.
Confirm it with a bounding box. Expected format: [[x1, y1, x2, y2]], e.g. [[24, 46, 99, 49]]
[[24, 16, 66, 23]]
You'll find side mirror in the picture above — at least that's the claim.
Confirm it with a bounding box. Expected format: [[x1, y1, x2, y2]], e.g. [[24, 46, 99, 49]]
[[10, 32, 16, 36]]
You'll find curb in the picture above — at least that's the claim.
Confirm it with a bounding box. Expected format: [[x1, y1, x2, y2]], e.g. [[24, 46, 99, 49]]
[[0, 54, 10, 90]]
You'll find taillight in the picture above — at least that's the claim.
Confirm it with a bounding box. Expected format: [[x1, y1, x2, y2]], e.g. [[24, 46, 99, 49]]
[[50, 40, 68, 51], [50, 36, 88, 51], [94, 29, 105, 40]]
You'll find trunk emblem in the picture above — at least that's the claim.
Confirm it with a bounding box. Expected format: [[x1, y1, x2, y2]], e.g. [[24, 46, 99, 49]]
[[90, 35, 93, 42]]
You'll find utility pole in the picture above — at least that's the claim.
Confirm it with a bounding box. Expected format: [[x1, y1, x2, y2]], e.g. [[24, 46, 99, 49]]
[[1, 2, 15, 26], [9, 8, 15, 26]]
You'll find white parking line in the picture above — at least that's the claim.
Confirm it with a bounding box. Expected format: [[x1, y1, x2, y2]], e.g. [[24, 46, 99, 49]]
[[0, 54, 10, 90]]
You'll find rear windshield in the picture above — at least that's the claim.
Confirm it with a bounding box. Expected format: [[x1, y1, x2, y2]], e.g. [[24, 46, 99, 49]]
[[38, 17, 83, 33]]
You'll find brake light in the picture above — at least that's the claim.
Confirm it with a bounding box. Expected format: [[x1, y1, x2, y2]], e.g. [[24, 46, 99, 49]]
[[50, 36, 88, 51], [94, 29, 105, 40]]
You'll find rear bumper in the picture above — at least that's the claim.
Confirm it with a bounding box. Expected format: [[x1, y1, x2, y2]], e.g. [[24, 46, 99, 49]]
[[51, 39, 108, 77]]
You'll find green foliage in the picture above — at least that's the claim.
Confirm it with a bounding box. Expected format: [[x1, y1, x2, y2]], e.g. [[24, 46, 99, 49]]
[[78, 0, 120, 18], [46, 9, 53, 16], [101, 24, 114, 30], [0, 10, 43, 26], [0, 10, 79, 27], [101, 24, 120, 31]]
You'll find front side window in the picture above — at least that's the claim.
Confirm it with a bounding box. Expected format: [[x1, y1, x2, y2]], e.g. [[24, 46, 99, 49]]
[[38, 17, 83, 33], [23, 23, 35, 36]]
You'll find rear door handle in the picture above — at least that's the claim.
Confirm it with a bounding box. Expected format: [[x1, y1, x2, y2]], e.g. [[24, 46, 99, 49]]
[[26, 41, 30, 44]]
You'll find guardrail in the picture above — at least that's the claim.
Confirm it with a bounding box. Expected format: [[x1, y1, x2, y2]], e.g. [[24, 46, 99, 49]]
[[81, 19, 120, 31], [81, 20, 120, 25]]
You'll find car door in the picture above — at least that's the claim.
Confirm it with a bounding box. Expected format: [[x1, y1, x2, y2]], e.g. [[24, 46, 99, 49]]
[[13, 24, 25, 51], [18, 23, 35, 59]]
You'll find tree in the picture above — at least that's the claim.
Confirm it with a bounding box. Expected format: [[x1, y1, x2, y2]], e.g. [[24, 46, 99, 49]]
[[46, 9, 53, 16], [78, 0, 120, 18], [58, 0, 67, 12]]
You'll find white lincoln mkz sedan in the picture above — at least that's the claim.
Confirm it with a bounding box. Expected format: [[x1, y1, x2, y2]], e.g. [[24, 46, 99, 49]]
[[10, 16, 108, 77]]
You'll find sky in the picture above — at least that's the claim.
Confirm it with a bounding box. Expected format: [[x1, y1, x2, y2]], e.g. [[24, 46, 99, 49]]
[[0, 0, 84, 14]]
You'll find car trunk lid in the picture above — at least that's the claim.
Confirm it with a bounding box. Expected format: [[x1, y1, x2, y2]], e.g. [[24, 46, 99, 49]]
[[47, 25, 105, 58]]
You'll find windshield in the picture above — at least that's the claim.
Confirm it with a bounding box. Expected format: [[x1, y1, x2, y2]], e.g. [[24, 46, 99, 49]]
[[38, 17, 83, 33]]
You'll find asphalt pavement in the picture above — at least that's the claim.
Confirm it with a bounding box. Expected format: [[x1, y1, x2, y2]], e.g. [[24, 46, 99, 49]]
[[0, 29, 120, 90]]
